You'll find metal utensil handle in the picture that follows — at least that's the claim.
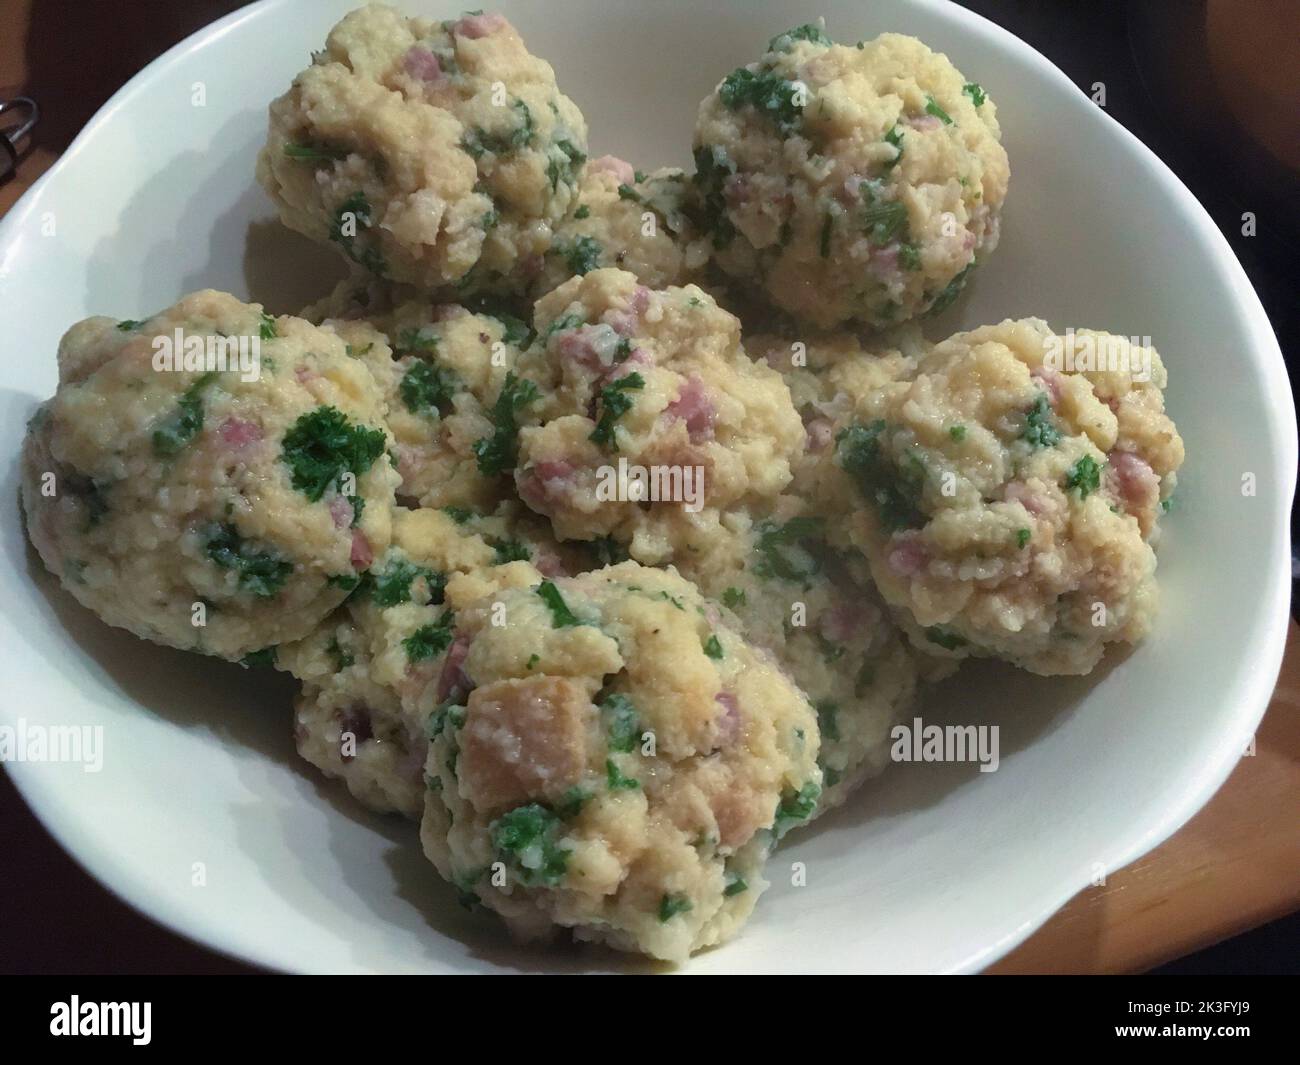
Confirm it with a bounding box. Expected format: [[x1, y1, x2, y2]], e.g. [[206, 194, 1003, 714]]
[[0, 97, 40, 179]]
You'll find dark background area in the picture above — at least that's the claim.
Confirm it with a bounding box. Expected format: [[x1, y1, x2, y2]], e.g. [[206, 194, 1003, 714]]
[[1, 0, 1296, 975]]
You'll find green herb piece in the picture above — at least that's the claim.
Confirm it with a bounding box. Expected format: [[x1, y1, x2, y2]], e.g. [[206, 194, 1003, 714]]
[[883, 123, 904, 169], [600, 693, 641, 753], [924, 96, 953, 124], [768, 23, 831, 52], [490, 804, 569, 886], [1064, 454, 1102, 498], [281, 406, 386, 502], [658, 893, 693, 921], [328, 191, 386, 276], [702, 634, 724, 660], [773, 782, 821, 839], [926, 263, 974, 316], [375, 558, 445, 607], [753, 516, 825, 582], [861, 200, 908, 244], [239, 646, 277, 670], [815, 700, 840, 742], [606, 758, 640, 791], [403, 611, 456, 663], [399, 359, 458, 416], [588, 372, 645, 448], [472, 372, 539, 476], [284, 142, 348, 163], [203, 522, 292, 598], [925, 626, 967, 651], [536, 580, 582, 628], [1022, 393, 1061, 449], [152, 371, 218, 456], [559, 235, 602, 276], [718, 68, 804, 134]]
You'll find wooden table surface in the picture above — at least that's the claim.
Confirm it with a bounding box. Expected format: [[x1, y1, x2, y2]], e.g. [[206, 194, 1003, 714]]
[[2, 0, 1297, 975]]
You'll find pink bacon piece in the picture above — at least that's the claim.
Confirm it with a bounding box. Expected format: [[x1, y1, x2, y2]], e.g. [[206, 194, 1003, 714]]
[[588, 155, 635, 185], [453, 12, 506, 38], [665, 375, 716, 443]]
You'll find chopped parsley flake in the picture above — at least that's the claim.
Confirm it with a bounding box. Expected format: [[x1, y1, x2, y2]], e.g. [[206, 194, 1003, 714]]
[[588, 372, 645, 448], [963, 82, 987, 107], [753, 516, 825, 582], [658, 893, 693, 922], [1064, 454, 1103, 498], [925, 626, 967, 651], [721, 587, 747, 609], [862, 200, 908, 244], [773, 782, 820, 838], [491, 538, 531, 564], [239, 646, 278, 670], [559, 235, 602, 276], [536, 580, 582, 628], [767, 23, 831, 52], [718, 68, 804, 134], [883, 124, 905, 169], [152, 371, 218, 457], [702, 634, 724, 660], [280, 406, 386, 502], [600, 693, 641, 753], [203, 522, 292, 598], [837, 421, 927, 531], [815, 700, 840, 742], [328, 191, 386, 276], [1022, 393, 1061, 449], [472, 372, 539, 476], [926, 263, 974, 316], [924, 96, 953, 124], [284, 141, 348, 163], [403, 611, 456, 663], [368, 556, 446, 607], [399, 359, 458, 416], [606, 758, 640, 791], [490, 804, 569, 886]]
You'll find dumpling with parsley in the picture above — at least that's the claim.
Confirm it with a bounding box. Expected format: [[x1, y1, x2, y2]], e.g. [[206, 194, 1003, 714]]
[[674, 499, 952, 812], [512, 268, 805, 566], [322, 299, 537, 512], [692, 22, 1008, 330], [257, 5, 588, 296], [21, 290, 398, 661], [277, 505, 560, 817], [416, 561, 822, 962], [803, 318, 1184, 675], [532, 157, 710, 297]]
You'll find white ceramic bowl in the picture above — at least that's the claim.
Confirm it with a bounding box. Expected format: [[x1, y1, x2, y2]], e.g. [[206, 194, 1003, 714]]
[[0, 0, 1293, 974]]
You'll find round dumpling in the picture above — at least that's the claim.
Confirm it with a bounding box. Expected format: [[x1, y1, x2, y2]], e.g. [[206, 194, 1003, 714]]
[[693, 23, 1008, 330], [321, 300, 534, 511], [416, 561, 822, 962], [674, 498, 949, 811], [21, 289, 398, 661], [512, 268, 805, 565], [532, 158, 709, 297], [277, 504, 555, 816], [256, 5, 588, 295], [808, 318, 1185, 675]]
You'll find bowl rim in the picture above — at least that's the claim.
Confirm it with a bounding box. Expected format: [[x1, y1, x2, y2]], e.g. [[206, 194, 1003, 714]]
[[1, 0, 1294, 974]]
